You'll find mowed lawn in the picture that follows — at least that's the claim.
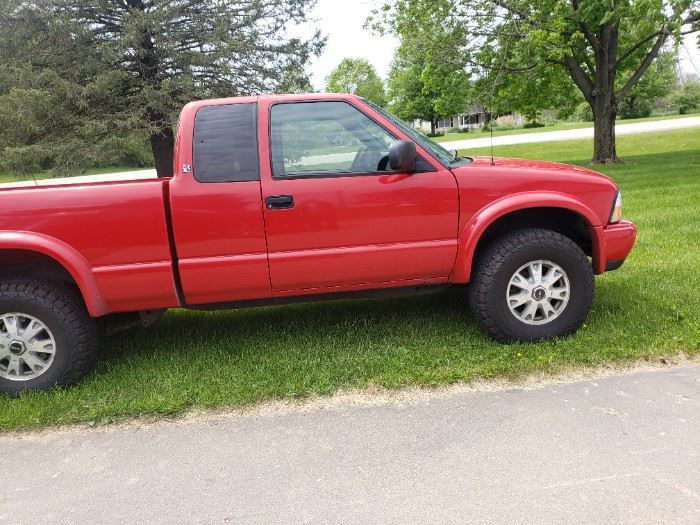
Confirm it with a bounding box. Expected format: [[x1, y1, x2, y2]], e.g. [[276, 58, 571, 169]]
[[1, 128, 699, 431]]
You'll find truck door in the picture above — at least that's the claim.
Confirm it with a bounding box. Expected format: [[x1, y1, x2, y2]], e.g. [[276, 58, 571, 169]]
[[169, 101, 271, 305], [258, 99, 459, 294]]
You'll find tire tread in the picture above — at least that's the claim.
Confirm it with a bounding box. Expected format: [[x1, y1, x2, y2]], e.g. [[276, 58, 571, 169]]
[[0, 278, 97, 394], [469, 228, 594, 343]]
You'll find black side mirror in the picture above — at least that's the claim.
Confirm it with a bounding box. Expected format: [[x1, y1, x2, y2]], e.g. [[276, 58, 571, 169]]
[[389, 140, 417, 172]]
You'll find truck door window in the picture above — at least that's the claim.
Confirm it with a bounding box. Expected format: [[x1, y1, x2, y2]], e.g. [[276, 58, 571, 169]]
[[270, 101, 396, 178], [193, 103, 258, 183]]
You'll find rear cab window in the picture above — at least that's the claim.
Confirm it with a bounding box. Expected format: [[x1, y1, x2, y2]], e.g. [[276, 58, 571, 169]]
[[193, 103, 259, 183]]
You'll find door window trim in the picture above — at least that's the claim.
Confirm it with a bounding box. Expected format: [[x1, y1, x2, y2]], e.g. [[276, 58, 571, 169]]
[[268, 100, 435, 180]]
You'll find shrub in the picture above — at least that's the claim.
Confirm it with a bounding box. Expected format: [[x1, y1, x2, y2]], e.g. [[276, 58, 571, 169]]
[[0, 145, 53, 177], [481, 123, 518, 132], [619, 98, 654, 119], [670, 81, 700, 115], [574, 101, 593, 122], [96, 133, 153, 169], [0, 132, 153, 178]]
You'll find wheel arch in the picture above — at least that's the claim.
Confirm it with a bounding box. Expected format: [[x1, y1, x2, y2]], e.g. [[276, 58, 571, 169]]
[[0, 232, 108, 317], [451, 192, 605, 283]]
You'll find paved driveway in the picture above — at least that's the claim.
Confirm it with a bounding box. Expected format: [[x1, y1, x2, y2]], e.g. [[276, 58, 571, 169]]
[[441, 115, 700, 151], [2, 364, 699, 524]]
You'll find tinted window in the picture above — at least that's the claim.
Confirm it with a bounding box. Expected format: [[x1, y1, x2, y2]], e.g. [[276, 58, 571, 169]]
[[193, 103, 258, 183], [269, 101, 396, 178]]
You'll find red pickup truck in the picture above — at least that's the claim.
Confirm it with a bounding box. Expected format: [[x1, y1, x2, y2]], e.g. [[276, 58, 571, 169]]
[[0, 93, 636, 394]]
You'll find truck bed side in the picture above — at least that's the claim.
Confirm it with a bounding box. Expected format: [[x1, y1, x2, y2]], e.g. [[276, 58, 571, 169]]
[[0, 178, 180, 315]]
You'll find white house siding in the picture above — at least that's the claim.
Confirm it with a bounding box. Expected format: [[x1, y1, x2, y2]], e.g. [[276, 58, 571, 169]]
[[413, 110, 526, 134]]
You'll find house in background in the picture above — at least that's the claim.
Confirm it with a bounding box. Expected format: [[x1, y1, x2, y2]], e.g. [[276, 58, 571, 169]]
[[413, 106, 524, 134]]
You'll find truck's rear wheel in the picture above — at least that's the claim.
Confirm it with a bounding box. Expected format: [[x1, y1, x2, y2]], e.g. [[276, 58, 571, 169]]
[[0, 279, 97, 396], [469, 228, 594, 343]]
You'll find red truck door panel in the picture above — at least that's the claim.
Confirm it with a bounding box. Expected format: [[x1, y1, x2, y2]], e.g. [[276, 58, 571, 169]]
[[258, 100, 459, 293], [169, 102, 271, 305]]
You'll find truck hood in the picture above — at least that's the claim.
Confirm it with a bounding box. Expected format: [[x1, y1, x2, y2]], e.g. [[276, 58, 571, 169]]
[[462, 156, 616, 185], [449, 156, 619, 227]]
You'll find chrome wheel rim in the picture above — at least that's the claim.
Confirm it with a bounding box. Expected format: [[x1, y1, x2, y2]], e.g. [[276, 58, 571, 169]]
[[506, 260, 570, 326], [0, 313, 56, 381]]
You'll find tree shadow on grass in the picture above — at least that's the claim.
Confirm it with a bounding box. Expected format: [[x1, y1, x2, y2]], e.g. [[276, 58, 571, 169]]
[[99, 260, 682, 371], [100, 286, 477, 363]]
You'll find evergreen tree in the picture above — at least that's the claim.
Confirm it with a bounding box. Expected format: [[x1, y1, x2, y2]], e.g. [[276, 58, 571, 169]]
[[0, 0, 324, 176]]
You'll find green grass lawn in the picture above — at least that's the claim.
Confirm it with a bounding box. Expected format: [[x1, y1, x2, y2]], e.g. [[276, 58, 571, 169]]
[[1, 128, 699, 431], [433, 112, 700, 143]]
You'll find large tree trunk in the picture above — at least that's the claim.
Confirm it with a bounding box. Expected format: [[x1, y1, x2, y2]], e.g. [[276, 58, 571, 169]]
[[150, 127, 175, 178], [562, 21, 625, 164], [430, 117, 436, 135], [136, 23, 175, 177], [590, 23, 619, 165], [591, 93, 618, 164]]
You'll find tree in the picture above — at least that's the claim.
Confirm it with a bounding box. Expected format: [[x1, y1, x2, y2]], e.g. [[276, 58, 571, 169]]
[[383, 2, 472, 134], [325, 58, 386, 105], [387, 46, 439, 131], [0, 0, 324, 177], [483, 60, 581, 123], [618, 48, 678, 119], [387, 42, 471, 133], [375, 0, 700, 164]]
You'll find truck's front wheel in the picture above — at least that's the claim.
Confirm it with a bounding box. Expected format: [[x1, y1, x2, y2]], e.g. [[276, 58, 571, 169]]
[[469, 228, 594, 343], [0, 279, 98, 396]]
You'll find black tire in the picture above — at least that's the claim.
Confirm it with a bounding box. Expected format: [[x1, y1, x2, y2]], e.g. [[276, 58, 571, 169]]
[[469, 228, 594, 343], [0, 279, 98, 396]]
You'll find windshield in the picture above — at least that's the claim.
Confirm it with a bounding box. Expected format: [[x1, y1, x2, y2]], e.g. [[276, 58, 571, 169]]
[[361, 99, 459, 167]]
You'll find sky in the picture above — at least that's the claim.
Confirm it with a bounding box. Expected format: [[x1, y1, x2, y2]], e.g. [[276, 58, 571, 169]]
[[303, 0, 700, 90], [680, 33, 700, 78], [305, 0, 398, 90]]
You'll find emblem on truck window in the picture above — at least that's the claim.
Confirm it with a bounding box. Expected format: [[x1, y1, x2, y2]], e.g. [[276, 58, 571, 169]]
[[182, 164, 191, 173]]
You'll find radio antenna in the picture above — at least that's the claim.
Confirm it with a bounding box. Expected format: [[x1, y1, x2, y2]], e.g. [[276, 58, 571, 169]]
[[490, 110, 495, 166]]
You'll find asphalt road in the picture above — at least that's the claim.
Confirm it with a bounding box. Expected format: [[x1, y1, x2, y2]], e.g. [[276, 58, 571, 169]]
[[441, 115, 700, 151], [2, 364, 699, 524]]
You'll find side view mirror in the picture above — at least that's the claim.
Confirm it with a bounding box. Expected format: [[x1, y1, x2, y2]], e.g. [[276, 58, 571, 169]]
[[389, 140, 417, 172]]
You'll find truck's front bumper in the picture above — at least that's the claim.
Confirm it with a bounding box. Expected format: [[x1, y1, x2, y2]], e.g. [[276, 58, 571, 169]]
[[601, 220, 637, 272]]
